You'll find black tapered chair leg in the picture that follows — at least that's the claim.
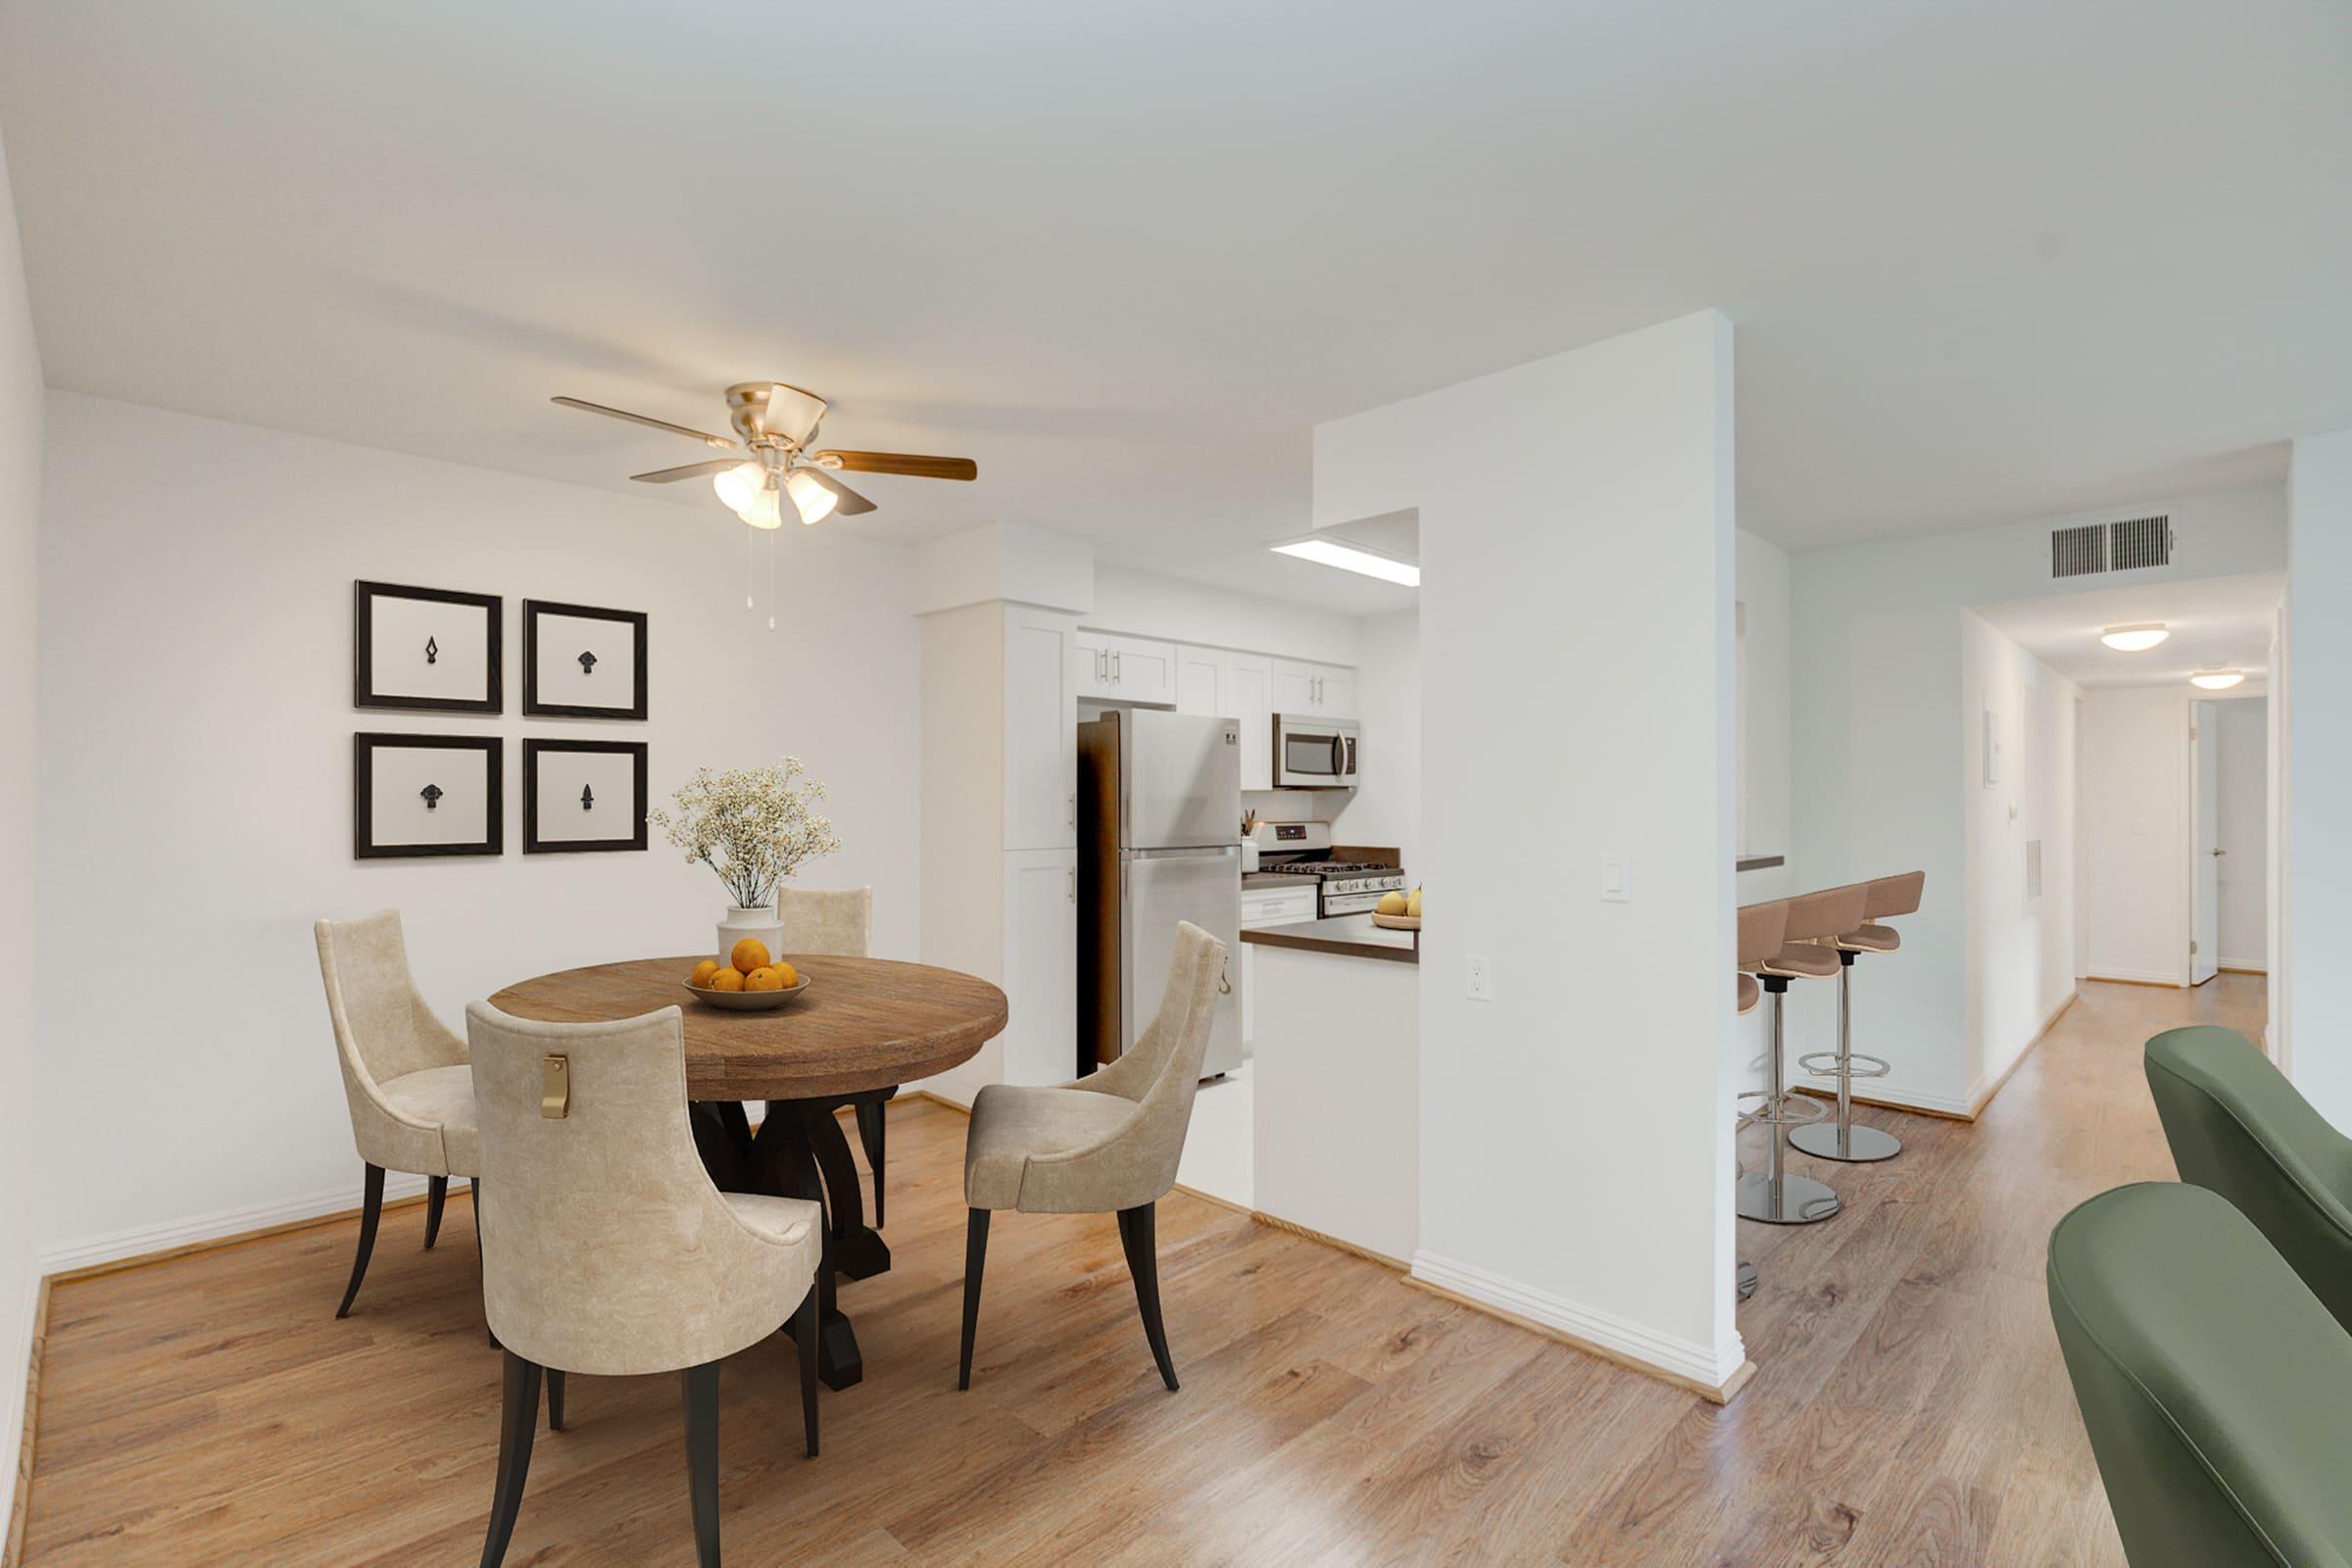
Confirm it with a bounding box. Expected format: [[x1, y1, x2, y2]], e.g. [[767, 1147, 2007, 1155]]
[[957, 1207, 990, 1391], [546, 1369, 565, 1432], [479, 1350, 542, 1568], [424, 1175, 448, 1250], [714, 1100, 755, 1160], [473, 1176, 498, 1348], [856, 1099, 886, 1228], [335, 1164, 385, 1319], [1117, 1203, 1178, 1392], [682, 1361, 722, 1568], [795, 1287, 820, 1457]]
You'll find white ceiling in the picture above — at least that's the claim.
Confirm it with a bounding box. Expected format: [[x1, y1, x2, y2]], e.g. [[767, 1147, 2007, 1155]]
[[3, 1, 2347, 613], [1975, 571, 2283, 690]]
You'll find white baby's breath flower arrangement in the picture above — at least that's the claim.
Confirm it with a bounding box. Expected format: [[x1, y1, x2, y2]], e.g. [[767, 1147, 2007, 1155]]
[[649, 759, 844, 910]]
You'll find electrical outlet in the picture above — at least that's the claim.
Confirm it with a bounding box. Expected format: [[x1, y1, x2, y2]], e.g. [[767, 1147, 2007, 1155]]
[[1467, 955, 1494, 1003]]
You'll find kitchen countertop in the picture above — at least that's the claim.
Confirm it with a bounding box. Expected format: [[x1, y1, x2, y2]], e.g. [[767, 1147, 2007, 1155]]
[[1240, 913, 1418, 964], [1736, 854, 1786, 872], [1243, 871, 1301, 889]]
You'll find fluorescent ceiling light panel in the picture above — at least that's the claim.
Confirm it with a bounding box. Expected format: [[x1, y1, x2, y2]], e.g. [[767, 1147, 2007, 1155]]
[[1269, 537, 1420, 587], [2100, 623, 2170, 652]]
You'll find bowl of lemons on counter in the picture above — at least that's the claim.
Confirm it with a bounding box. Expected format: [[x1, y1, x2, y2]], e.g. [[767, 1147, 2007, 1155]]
[[1371, 887, 1423, 930], [685, 940, 812, 1010]]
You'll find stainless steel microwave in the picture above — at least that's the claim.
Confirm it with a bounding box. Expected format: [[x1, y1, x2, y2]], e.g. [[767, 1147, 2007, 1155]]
[[1273, 713, 1359, 789]]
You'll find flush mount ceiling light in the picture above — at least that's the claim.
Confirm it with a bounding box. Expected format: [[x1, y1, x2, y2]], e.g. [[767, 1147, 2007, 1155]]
[[2100, 622, 2171, 652], [1269, 537, 1421, 587], [2189, 669, 2247, 690], [551, 382, 978, 529]]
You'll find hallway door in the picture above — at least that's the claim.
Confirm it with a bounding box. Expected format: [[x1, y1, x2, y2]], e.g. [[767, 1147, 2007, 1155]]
[[2191, 700, 2220, 986]]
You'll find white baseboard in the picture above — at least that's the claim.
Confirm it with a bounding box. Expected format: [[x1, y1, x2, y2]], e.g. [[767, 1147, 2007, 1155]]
[[1821, 1078, 1974, 1118], [1408, 1250, 1745, 1394], [4, 1257, 37, 1560], [34, 1170, 432, 1278], [2084, 967, 2182, 988], [2218, 959, 2268, 974]]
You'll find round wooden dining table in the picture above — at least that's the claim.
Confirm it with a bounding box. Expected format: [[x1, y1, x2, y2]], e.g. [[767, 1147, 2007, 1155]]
[[489, 954, 1007, 1390]]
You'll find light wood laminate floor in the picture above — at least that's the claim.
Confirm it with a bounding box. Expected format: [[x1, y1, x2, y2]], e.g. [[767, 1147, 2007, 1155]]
[[19, 977, 2262, 1565]]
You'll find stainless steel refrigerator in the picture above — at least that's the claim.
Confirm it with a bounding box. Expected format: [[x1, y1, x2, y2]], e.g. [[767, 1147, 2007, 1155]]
[[1077, 709, 1243, 1081]]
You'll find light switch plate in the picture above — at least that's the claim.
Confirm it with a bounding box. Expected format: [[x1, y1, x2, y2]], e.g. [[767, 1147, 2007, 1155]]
[[1600, 854, 1632, 904], [1467, 955, 1494, 1003]]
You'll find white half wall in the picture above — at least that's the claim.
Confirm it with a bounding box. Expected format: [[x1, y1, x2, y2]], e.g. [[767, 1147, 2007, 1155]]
[[1316, 311, 1743, 1392], [1961, 612, 2081, 1098], [2216, 697, 2269, 970], [2286, 429, 2352, 1122], [0, 125, 44, 1540], [35, 393, 923, 1262], [1788, 485, 2285, 1115]]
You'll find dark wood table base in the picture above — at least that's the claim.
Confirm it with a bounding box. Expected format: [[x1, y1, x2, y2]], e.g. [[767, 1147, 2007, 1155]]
[[691, 1093, 896, 1391]]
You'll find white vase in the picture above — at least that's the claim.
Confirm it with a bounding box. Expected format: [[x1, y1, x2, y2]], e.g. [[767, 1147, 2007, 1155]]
[[718, 905, 787, 967]]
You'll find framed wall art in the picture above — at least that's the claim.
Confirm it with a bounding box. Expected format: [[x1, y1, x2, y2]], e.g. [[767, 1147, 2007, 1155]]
[[522, 599, 648, 720], [353, 580, 503, 713], [354, 732, 504, 858], [522, 738, 649, 855]]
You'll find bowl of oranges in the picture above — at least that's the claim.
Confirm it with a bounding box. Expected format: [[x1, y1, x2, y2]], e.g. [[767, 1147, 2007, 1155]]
[[685, 940, 810, 1010]]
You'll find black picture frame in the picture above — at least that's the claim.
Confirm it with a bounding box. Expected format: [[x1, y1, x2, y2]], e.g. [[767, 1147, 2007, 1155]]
[[522, 599, 649, 720], [353, 580, 504, 713], [353, 733, 504, 858], [522, 738, 649, 854]]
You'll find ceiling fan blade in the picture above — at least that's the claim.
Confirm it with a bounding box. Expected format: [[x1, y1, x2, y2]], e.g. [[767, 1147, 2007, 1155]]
[[630, 458, 751, 483], [812, 450, 978, 481], [797, 466, 878, 515], [553, 396, 738, 449]]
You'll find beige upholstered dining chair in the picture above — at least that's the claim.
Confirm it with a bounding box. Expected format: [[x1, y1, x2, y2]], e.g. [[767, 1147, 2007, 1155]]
[[776, 885, 872, 956], [467, 1002, 823, 1568], [958, 920, 1227, 1394], [314, 909, 480, 1319]]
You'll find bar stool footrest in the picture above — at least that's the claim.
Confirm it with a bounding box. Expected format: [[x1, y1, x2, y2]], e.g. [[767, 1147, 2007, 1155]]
[[1796, 1051, 1892, 1081], [1736, 1089, 1830, 1128]]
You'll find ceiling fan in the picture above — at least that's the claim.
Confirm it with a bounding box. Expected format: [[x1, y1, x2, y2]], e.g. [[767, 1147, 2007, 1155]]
[[552, 382, 977, 528]]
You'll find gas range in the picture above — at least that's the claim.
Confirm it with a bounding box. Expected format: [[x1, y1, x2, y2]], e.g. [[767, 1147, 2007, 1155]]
[[1258, 861, 1408, 916]]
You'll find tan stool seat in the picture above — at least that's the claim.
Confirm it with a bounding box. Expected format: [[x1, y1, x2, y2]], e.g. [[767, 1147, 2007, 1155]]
[[1737, 973, 1760, 1014], [1760, 944, 1840, 980], [1836, 923, 1901, 954]]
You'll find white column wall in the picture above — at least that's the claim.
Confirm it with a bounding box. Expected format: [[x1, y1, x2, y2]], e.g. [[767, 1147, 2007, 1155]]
[[2285, 430, 2352, 1120], [1314, 311, 1743, 1391]]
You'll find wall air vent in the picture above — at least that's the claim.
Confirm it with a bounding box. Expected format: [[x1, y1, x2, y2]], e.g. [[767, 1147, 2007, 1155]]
[[2108, 514, 2174, 572], [2026, 839, 2044, 900], [2051, 524, 2106, 578]]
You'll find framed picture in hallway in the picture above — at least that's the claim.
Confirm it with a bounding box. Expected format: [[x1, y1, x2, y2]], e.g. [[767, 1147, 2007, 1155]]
[[522, 738, 649, 854], [353, 732, 504, 858], [352, 580, 503, 713], [522, 599, 648, 720]]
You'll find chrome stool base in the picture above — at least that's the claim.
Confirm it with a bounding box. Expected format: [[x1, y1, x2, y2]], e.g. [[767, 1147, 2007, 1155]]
[[1737, 1170, 1841, 1225], [1737, 1258, 1759, 1301], [1788, 1119, 1902, 1162]]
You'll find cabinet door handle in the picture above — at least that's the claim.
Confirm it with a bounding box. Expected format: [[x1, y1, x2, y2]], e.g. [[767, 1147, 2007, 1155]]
[[1113, 650, 1122, 683]]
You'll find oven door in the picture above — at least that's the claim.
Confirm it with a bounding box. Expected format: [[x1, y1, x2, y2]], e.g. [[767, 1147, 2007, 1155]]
[[1275, 715, 1359, 789]]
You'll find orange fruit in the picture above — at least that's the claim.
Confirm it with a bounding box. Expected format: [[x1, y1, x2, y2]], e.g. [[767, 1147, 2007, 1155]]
[[743, 966, 784, 993], [690, 958, 722, 988], [707, 967, 745, 993], [769, 960, 799, 989], [729, 938, 771, 974]]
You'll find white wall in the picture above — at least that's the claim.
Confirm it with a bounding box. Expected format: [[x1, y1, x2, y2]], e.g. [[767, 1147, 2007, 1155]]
[[1788, 484, 2285, 1115], [1315, 311, 1743, 1393], [35, 394, 922, 1263], [2216, 697, 2268, 970], [1342, 609, 1419, 866], [1736, 529, 1793, 900], [1960, 612, 2080, 1098], [1088, 564, 1364, 666], [0, 126, 44, 1543], [2080, 687, 2188, 985], [2285, 430, 2352, 1120]]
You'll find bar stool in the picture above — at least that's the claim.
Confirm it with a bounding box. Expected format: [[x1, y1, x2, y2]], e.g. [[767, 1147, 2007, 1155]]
[[1733, 899, 1788, 1300], [1739, 883, 1867, 1226], [1789, 870, 1924, 1164]]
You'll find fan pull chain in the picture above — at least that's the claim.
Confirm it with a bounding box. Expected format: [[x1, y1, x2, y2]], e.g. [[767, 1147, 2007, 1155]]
[[745, 525, 756, 612], [766, 530, 777, 632]]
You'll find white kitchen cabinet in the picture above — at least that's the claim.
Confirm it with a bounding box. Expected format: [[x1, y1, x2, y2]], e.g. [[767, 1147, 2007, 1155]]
[[1242, 942, 1253, 1047], [1175, 645, 1226, 718], [1075, 630, 1179, 707], [1001, 847, 1079, 1085], [1004, 608, 1077, 850], [1228, 655, 1273, 789], [1271, 659, 1355, 719]]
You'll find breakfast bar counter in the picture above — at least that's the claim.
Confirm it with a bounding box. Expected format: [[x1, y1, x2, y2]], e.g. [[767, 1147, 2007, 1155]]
[[1239, 913, 1418, 963]]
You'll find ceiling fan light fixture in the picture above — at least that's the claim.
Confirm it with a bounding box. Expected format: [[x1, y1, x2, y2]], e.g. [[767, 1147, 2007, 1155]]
[[2100, 623, 2170, 652], [736, 483, 784, 530], [2189, 668, 2247, 690], [784, 469, 839, 526], [761, 384, 829, 448], [712, 462, 765, 514]]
